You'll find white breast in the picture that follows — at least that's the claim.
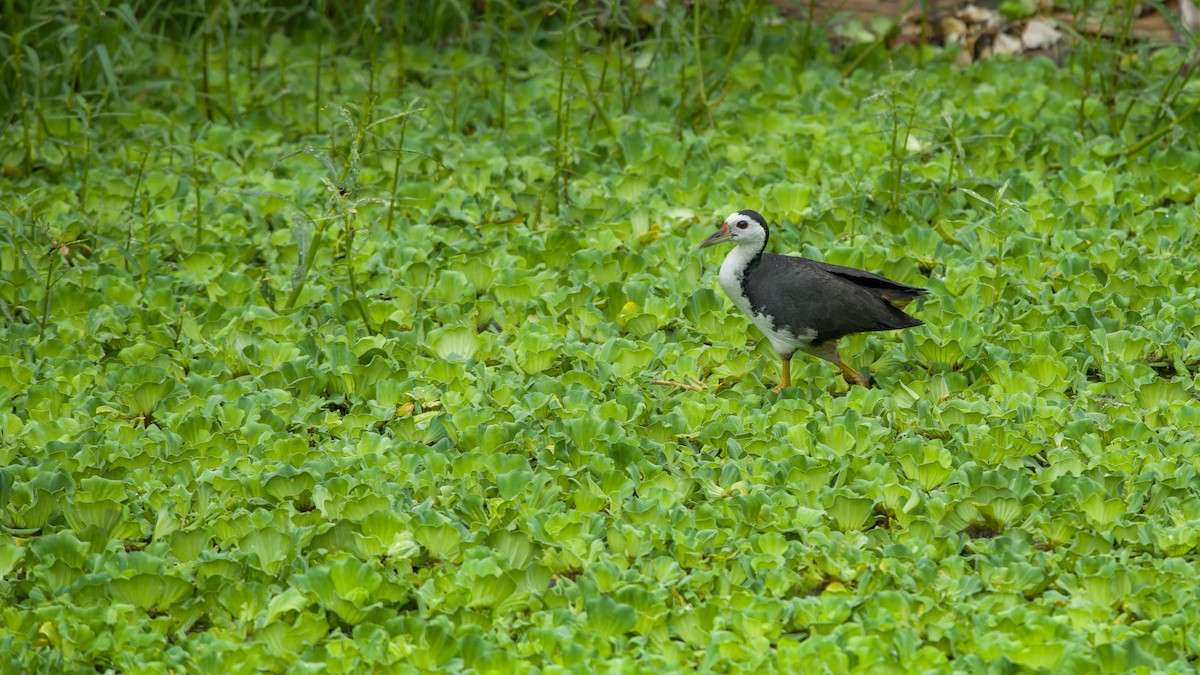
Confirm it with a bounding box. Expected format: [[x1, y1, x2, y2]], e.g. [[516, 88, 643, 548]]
[[718, 247, 817, 355], [717, 246, 757, 318]]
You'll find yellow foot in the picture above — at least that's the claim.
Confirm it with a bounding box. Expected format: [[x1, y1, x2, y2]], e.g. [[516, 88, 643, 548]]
[[647, 378, 707, 392], [837, 362, 871, 388], [845, 371, 871, 388]]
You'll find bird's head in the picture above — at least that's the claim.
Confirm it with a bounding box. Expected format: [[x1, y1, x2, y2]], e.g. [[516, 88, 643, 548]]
[[698, 209, 769, 250]]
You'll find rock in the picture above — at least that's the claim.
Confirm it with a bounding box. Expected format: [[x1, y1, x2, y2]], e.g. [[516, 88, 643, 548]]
[[941, 16, 969, 42], [959, 4, 1001, 30], [993, 32, 1024, 55], [1022, 18, 1062, 50]]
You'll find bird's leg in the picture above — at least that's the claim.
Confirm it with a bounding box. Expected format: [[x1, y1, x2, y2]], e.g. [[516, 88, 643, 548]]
[[804, 341, 871, 388], [773, 353, 792, 392], [836, 361, 871, 388]]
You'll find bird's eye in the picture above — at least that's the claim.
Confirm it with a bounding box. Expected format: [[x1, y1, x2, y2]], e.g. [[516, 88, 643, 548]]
[[736, 221, 748, 230]]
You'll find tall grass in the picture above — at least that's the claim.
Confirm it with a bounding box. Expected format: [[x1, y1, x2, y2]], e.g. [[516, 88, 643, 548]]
[[1, 0, 1195, 337]]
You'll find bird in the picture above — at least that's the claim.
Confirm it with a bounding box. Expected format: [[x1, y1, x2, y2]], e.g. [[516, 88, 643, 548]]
[[698, 209, 928, 390]]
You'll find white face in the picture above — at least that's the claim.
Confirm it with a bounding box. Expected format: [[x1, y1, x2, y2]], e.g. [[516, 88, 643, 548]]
[[723, 211, 768, 247]]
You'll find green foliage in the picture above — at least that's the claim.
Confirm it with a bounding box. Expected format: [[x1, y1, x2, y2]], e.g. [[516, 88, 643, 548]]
[[1, 0, 1200, 672]]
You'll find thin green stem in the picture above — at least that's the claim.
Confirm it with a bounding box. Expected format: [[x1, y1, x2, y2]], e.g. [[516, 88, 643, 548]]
[[39, 247, 57, 341], [692, 0, 714, 129], [842, 0, 914, 78], [799, 0, 816, 69], [78, 98, 93, 206], [201, 4, 212, 122], [1118, 93, 1200, 157], [344, 210, 372, 335], [223, 12, 235, 123], [554, 0, 575, 214], [386, 113, 410, 234], [1146, 52, 1199, 132], [395, 1, 406, 91], [285, 218, 328, 310], [1077, 4, 1113, 134], [499, 1, 511, 129], [1106, 0, 1138, 122], [192, 147, 203, 245], [315, 0, 323, 135], [577, 57, 622, 157], [676, 27, 687, 139], [125, 145, 153, 273], [13, 30, 32, 173]]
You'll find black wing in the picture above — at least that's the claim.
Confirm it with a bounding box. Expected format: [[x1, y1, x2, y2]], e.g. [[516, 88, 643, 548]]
[[745, 255, 926, 344], [806, 259, 927, 294]]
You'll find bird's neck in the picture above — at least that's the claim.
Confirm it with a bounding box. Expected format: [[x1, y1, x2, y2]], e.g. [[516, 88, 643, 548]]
[[719, 241, 766, 293], [734, 239, 766, 270]]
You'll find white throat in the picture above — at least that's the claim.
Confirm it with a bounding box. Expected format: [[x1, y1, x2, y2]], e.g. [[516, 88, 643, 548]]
[[717, 243, 762, 316]]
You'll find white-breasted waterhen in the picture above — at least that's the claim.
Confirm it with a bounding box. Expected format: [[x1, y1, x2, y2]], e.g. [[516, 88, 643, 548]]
[[698, 209, 927, 390]]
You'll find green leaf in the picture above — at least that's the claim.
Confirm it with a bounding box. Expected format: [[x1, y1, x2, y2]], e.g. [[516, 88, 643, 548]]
[[827, 494, 875, 531], [239, 527, 294, 575], [429, 326, 479, 360], [108, 573, 193, 610], [586, 595, 637, 640], [0, 538, 27, 579]]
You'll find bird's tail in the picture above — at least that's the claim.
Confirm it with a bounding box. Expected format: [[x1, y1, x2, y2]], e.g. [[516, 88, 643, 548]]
[[880, 287, 928, 311]]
